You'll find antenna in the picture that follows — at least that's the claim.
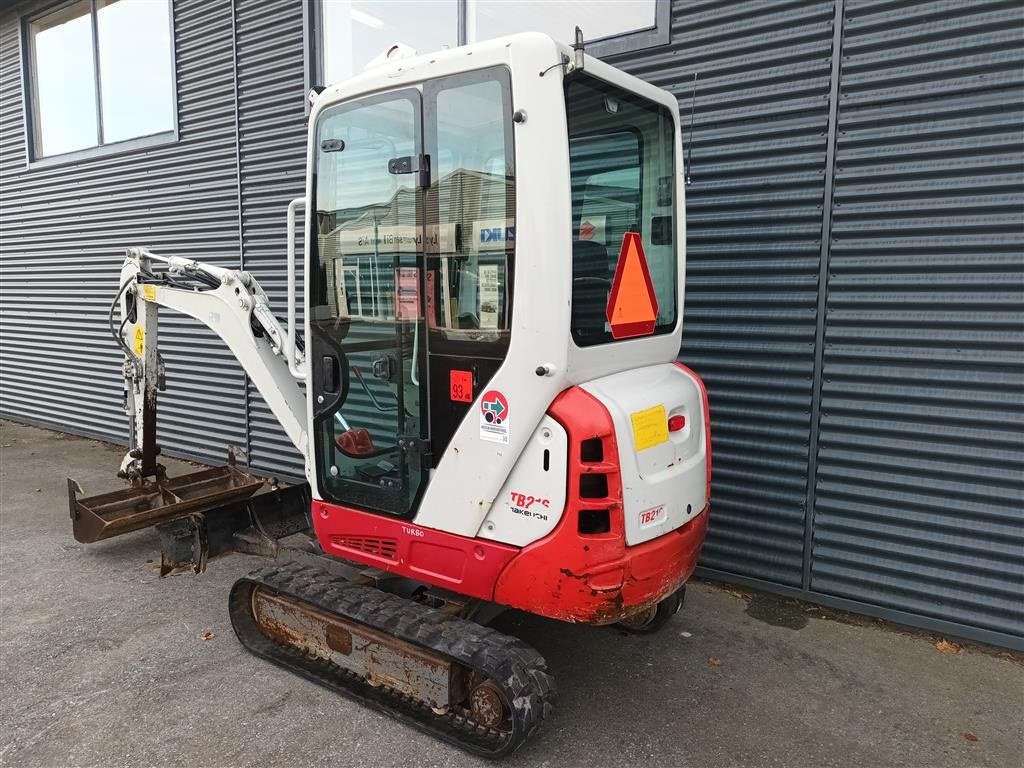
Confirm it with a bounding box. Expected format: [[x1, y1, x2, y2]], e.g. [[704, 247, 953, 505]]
[[572, 26, 585, 72], [685, 72, 698, 186]]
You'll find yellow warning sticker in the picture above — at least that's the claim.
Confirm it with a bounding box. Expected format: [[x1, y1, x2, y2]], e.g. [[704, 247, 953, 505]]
[[631, 404, 668, 452], [133, 327, 144, 356], [142, 284, 156, 301]]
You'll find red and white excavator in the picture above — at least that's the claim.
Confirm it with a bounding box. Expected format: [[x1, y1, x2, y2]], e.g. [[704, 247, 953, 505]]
[[67, 32, 710, 757]]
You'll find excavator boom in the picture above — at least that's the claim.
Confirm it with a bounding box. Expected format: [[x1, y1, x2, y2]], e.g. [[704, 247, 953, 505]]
[[69, 247, 307, 543]]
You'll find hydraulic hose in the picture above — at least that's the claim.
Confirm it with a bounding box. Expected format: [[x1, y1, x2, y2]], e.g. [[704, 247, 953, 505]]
[[108, 278, 138, 361]]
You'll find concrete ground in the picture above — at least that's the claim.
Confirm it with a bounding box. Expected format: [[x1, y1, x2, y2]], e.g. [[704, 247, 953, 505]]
[[1, 420, 1021, 768]]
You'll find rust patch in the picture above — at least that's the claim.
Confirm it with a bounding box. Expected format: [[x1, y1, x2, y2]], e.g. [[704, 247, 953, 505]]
[[326, 624, 353, 655]]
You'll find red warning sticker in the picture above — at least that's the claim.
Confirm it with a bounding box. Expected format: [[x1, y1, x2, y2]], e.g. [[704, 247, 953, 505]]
[[479, 389, 510, 444], [449, 370, 473, 403]]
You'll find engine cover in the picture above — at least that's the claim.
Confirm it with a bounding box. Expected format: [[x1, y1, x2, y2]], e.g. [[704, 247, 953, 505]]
[[582, 362, 709, 546]]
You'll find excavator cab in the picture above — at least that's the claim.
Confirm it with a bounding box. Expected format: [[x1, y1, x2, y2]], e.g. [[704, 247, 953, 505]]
[[309, 65, 517, 517], [67, 32, 710, 757]]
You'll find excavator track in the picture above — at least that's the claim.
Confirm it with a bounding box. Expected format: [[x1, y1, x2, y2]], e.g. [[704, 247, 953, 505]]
[[229, 563, 556, 758]]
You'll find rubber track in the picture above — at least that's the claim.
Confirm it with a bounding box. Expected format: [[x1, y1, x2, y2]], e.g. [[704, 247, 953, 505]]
[[229, 562, 557, 758]]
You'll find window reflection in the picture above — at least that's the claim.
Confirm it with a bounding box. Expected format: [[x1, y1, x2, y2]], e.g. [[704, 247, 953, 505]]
[[29, 1, 97, 157], [428, 74, 514, 345], [469, 0, 656, 46], [321, 0, 458, 84], [97, 0, 175, 144]]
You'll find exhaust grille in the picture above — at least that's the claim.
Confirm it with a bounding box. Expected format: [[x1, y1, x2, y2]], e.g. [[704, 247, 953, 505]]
[[330, 535, 399, 561]]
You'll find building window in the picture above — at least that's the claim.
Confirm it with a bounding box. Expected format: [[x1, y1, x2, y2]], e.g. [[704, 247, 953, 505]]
[[468, 0, 660, 50], [313, 0, 667, 87], [25, 0, 176, 160], [319, 1, 458, 85]]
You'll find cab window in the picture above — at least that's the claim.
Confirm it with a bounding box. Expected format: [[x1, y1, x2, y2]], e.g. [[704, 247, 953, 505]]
[[566, 74, 677, 346]]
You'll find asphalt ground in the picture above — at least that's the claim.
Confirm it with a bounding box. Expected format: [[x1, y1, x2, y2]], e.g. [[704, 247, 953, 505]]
[[1, 420, 1021, 768]]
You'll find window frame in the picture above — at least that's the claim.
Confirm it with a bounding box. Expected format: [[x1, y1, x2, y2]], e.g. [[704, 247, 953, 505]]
[[19, 0, 179, 169]]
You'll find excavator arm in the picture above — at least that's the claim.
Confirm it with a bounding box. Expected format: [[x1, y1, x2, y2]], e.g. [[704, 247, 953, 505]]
[[68, 246, 310, 543]]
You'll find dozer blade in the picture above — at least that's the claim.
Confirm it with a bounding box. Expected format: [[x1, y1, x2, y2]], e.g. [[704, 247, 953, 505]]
[[68, 463, 264, 544]]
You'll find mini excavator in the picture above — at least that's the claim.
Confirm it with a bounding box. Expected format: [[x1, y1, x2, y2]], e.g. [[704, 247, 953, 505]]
[[67, 32, 710, 757]]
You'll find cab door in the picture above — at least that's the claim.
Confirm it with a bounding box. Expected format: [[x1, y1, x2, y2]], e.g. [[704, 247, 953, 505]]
[[309, 89, 429, 517], [422, 66, 516, 457]]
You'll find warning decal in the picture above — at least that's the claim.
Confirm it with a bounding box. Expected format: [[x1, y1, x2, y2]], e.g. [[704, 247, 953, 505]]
[[631, 404, 668, 451], [606, 231, 659, 340], [450, 369, 473, 403], [479, 389, 510, 444], [133, 327, 145, 356]]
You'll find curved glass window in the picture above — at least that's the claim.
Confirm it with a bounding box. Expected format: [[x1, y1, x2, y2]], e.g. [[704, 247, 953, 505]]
[[566, 74, 677, 346]]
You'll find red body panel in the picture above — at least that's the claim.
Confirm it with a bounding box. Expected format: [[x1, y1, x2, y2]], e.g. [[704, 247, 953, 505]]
[[311, 380, 711, 624], [494, 386, 708, 624], [311, 500, 519, 601]]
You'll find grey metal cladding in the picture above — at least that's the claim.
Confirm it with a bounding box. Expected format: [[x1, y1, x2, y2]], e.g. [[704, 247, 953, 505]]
[[811, 0, 1024, 637], [235, 0, 307, 479], [605, 0, 838, 585], [0, 0, 247, 464]]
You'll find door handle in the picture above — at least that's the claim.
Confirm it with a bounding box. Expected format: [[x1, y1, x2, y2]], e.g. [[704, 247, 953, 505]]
[[322, 355, 338, 393]]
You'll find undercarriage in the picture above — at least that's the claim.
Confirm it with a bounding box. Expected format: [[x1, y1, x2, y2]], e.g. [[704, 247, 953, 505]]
[[232, 563, 555, 757]]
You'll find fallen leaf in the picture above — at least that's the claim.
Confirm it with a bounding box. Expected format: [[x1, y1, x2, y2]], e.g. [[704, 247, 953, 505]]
[[724, 589, 747, 600], [963, 731, 978, 742], [201, 631, 215, 641], [935, 639, 960, 655], [707, 657, 723, 667]]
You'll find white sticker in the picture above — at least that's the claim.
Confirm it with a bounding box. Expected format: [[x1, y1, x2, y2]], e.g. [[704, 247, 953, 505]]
[[639, 505, 666, 529], [479, 264, 499, 329], [479, 389, 510, 444]]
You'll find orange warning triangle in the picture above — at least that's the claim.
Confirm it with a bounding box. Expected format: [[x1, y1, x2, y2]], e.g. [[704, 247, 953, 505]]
[[606, 232, 659, 339]]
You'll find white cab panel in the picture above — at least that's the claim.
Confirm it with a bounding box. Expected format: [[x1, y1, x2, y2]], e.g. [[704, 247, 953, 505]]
[[478, 416, 568, 546], [582, 364, 707, 546]]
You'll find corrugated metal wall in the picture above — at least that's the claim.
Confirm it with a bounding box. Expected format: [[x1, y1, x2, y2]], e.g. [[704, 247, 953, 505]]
[[606, 0, 1023, 648], [811, 0, 1024, 641], [0, 0, 247, 464], [0, 0, 1020, 646], [234, 0, 307, 479], [606, 0, 839, 587]]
